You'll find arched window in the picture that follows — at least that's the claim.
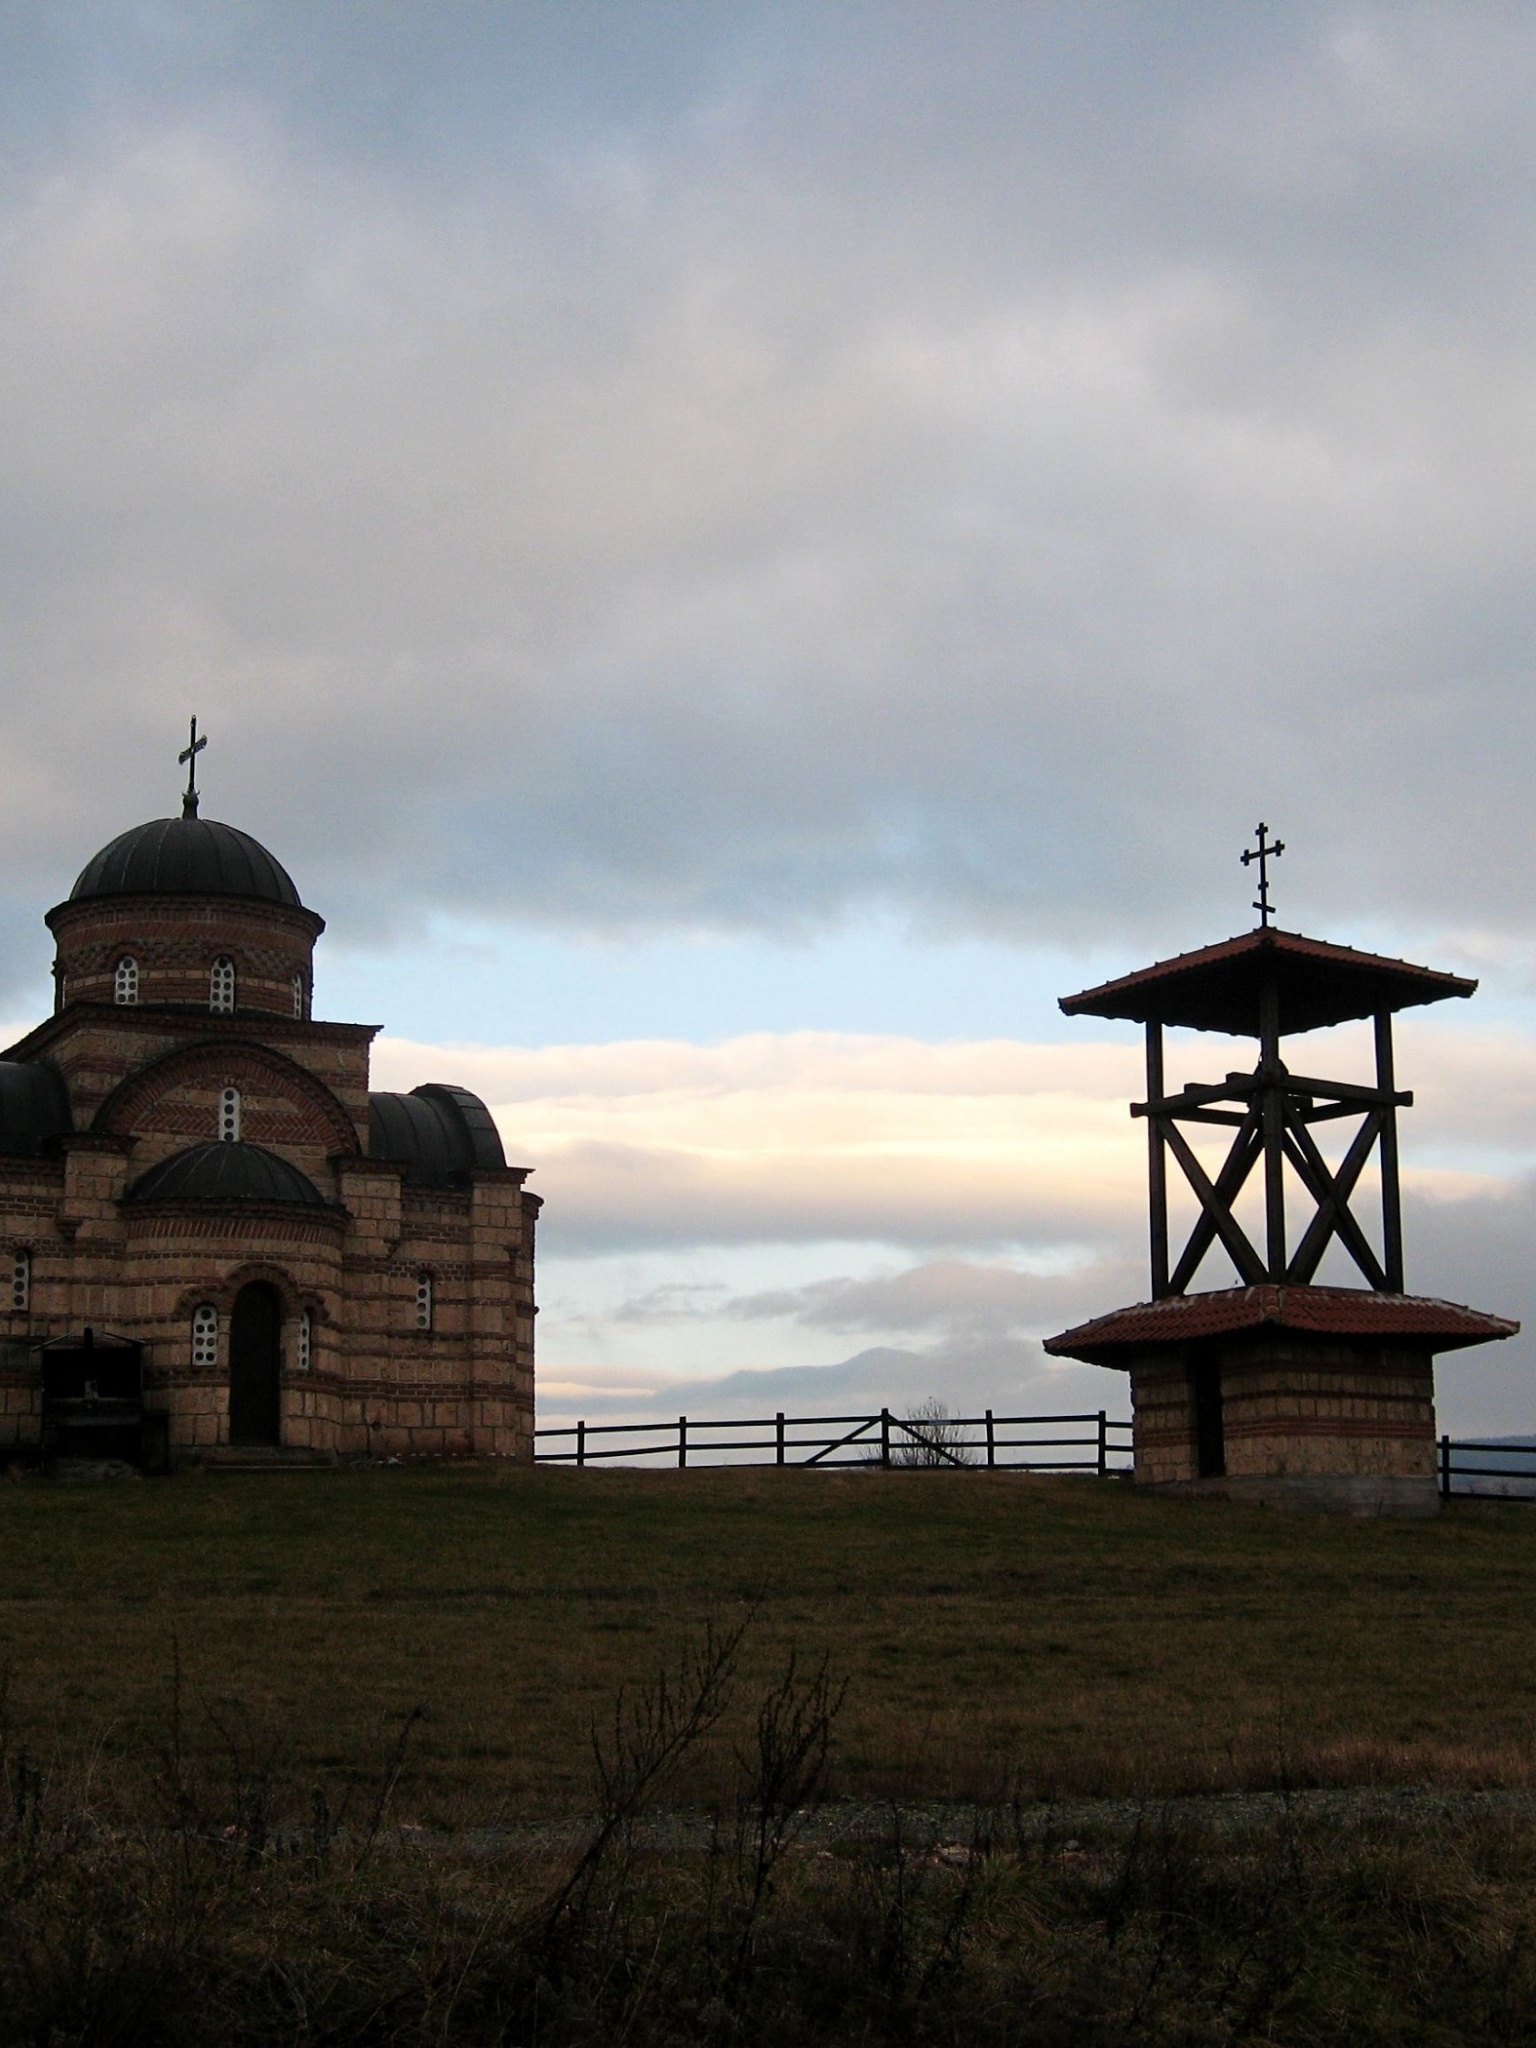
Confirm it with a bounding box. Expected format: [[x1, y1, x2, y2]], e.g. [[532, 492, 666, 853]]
[[218, 1087, 241, 1143], [10, 1249, 29, 1313], [191, 1303, 219, 1366], [415, 1273, 433, 1330], [210, 956, 236, 1013], [114, 956, 139, 1005], [296, 1309, 312, 1372], [292, 974, 306, 1020]]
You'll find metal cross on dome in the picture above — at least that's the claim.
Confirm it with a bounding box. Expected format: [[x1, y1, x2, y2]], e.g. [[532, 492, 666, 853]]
[[1240, 821, 1284, 928], [178, 717, 207, 819]]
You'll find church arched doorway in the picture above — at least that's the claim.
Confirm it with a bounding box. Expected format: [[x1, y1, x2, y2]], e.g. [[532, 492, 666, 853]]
[[229, 1282, 283, 1446]]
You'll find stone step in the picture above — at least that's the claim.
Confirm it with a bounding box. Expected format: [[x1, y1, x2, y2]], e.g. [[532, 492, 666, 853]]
[[185, 1445, 339, 1472]]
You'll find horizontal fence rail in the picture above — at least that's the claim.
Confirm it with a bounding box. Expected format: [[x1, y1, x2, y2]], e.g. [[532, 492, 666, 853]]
[[1440, 1437, 1536, 1500], [535, 1407, 1134, 1475], [534, 1421, 1536, 1493]]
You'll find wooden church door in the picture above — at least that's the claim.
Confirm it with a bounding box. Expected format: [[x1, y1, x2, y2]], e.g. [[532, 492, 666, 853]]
[[229, 1283, 283, 1445]]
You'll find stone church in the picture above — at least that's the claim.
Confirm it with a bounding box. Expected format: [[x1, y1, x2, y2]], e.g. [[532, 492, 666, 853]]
[[0, 747, 537, 1464]]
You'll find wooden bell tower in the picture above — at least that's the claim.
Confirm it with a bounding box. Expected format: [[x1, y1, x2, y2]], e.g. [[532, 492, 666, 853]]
[[1045, 829, 1517, 1515]]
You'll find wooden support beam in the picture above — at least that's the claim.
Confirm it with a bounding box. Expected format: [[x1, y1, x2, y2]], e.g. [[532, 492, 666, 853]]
[[1167, 1115, 1263, 1294], [1292, 1101, 1376, 1126], [1132, 1075, 1258, 1117], [1135, 1008, 1414, 1299], [1280, 1114, 1389, 1289], [1134, 1072, 1410, 1119], [1274, 1072, 1413, 1109], [1162, 1118, 1269, 1287], [1283, 1105, 1386, 1286], [1375, 1010, 1405, 1291], [1259, 975, 1287, 1281], [1146, 1021, 1169, 1298]]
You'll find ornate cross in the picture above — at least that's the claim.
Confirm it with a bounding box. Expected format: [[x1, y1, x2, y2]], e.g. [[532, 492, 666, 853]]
[[178, 716, 207, 819], [1240, 821, 1284, 928]]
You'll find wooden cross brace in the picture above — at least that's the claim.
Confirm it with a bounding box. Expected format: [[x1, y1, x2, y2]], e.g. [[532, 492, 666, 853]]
[[1132, 1009, 1410, 1298]]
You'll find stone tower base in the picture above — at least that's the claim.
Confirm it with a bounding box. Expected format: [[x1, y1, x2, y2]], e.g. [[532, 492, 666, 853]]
[[1045, 1286, 1518, 1520]]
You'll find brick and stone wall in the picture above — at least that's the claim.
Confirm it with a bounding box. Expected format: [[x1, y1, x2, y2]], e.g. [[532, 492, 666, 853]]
[[97, 1040, 361, 1189], [1128, 1333, 1437, 1489], [0, 1166, 536, 1458], [6, 1009, 377, 1153], [47, 894, 324, 1020], [0, 874, 538, 1464]]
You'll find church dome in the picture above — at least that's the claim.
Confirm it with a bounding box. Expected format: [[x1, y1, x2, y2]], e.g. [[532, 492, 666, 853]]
[[70, 815, 303, 909], [369, 1084, 507, 1187], [125, 1141, 326, 1206]]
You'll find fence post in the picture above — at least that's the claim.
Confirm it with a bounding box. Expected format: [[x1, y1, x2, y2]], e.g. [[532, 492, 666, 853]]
[[776, 1411, 785, 1466], [1098, 1410, 1107, 1479], [880, 1408, 891, 1469], [985, 1409, 995, 1469], [679, 1416, 688, 1470], [1440, 1433, 1451, 1500], [577, 1419, 586, 1469]]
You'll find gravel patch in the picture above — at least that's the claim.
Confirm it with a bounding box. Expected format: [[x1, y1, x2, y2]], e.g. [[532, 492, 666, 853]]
[[403, 1784, 1536, 1861]]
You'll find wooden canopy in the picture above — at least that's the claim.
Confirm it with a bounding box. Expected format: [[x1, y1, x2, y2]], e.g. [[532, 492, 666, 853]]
[[1060, 928, 1475, 1040]]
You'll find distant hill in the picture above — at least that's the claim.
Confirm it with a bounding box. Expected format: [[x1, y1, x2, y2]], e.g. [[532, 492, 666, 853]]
[[537, 1340, 1110, 1427]]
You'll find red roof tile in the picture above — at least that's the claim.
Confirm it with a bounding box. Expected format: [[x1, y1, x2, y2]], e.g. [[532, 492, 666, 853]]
[[1044, 1285, 1517, 1365], [1059, 927, 1475, 1038]]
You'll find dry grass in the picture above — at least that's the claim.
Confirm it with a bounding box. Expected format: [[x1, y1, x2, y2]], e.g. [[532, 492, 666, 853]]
[[5, 1631, 1536, 2045], [3, 1463, 1536, 1819]]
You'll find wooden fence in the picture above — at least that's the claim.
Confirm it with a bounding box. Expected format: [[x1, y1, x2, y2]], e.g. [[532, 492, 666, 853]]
[[533, 1421, 1536, 1491], [1440, 1437, 1536, 1499], [534, 1407, 1133, 1474]]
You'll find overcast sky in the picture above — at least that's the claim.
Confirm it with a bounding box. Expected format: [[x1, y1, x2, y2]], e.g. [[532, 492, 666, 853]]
[[5, 3, 1536, 1432]]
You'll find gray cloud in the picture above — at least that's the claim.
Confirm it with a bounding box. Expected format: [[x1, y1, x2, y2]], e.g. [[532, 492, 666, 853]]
[[5, 7, 1536, 995], [523, 1140, 1130, 1256], [536, 1337, 1111, 1428], [722, 1256, 1141, 1338], [582, 1281, 729, 1328], [552, 1200, 1536, 1434], [588, 1184, 1536, 1425]]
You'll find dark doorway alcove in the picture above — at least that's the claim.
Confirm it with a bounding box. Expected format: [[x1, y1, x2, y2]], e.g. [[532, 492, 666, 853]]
[[229, 1282, 283, 1446], [1190, 1356, 1226, 1479]]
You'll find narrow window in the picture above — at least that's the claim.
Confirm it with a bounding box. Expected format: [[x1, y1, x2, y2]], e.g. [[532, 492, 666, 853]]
[[292, 974, 305, 1020], [218, 1087, 241, 1143], [210, 956, 236, 1013], [296, 1309, 312, 1372], [10, 1249, 29, 1313], [114, 956, 139, 1005], [415, 1273, 433, 1330], [191, 1303, 218, 1366]]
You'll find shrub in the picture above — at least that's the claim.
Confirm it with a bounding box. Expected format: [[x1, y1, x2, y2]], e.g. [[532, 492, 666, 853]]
[[891, 1397, 976, 1468]]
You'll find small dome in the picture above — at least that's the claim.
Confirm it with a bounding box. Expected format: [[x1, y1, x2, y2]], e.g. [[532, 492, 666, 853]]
[[70, 815, 303, 909], [125, 1141, 326, 1206], [368, 1083, 506, 1187], [0, 1062, 72, 1155]]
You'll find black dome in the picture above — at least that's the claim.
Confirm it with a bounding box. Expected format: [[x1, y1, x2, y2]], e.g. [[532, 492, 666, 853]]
[[368, 1083, 506, 1187], [0, 1062, 72, 1155], [70, 815, 303, 908], [125, 1141, 326, 1206]]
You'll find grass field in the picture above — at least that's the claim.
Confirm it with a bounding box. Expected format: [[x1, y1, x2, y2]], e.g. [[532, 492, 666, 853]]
[[5, 1463, 1536, 1821]]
